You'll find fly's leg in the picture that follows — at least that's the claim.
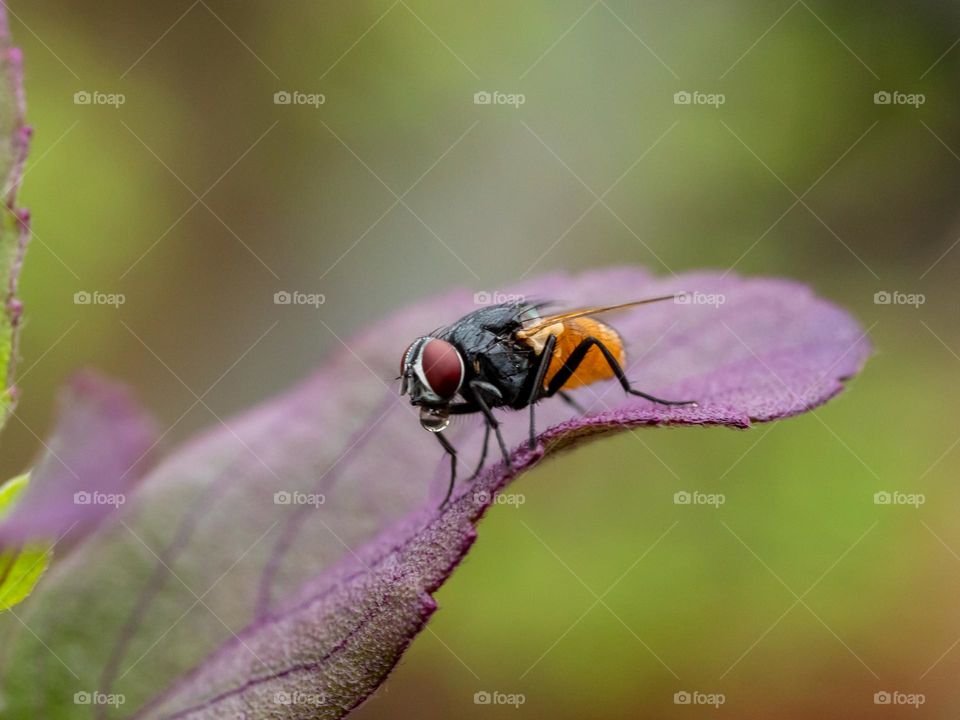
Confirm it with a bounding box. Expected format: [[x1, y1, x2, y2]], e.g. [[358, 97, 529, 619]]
[[558, 391, 587, 415], [436, 384, 512, 506], [468, 423, 491, 481], [435, 432, 458, 508], [544, 336, 697, 407], [524, 334, 558, 449], [468, 380, 514, 474]]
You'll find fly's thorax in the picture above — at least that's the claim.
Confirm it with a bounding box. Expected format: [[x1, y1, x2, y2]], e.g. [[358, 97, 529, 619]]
[[464, 337, 536, 409]]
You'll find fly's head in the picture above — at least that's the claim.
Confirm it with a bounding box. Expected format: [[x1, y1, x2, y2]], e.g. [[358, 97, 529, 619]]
[[399, 337, 465, 432]]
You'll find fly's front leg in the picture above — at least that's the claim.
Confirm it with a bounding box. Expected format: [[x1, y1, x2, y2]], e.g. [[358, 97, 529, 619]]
[[435, 432, 458, 508], [445, 400, 493, 485]]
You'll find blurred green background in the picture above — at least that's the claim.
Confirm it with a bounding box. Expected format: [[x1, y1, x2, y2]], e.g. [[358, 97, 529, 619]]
[[2, 0, 960, 716]]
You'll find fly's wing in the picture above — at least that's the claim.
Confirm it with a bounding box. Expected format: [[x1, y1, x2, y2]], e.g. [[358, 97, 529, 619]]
[[513, 293, 684, 340]]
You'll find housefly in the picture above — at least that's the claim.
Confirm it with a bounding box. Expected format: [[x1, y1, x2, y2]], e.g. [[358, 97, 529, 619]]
[[399, 294, 697, 506]]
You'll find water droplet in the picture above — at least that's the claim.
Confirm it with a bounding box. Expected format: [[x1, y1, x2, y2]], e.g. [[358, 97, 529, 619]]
[[420, 406, 450, 432]]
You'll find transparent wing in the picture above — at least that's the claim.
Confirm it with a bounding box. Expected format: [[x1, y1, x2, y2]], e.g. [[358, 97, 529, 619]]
[[515, 293, 684, 339]]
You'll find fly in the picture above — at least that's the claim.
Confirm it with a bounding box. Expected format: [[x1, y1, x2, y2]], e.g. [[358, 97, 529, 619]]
[[399, 294, 697, 506]]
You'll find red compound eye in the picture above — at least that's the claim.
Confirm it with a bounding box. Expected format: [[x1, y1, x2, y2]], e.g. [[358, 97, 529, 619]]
[[419, 338, 464, 398]]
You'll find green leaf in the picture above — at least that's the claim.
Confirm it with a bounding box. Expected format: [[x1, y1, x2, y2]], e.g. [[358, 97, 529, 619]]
[[0, 18, 30, 428], [0, 474, 49, 612]]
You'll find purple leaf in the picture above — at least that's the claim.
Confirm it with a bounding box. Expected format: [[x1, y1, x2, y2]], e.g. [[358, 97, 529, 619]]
[[0, 269, 868, 719], [0, 372, 159, 547]]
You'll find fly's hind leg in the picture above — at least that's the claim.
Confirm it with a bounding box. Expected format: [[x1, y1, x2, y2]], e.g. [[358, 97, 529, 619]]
[[544, 336, 697, 407], [558, 391, 587, 415]]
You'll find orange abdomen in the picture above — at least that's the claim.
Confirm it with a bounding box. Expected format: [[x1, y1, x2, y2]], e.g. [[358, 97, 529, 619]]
[[543, 318, 626, 390]]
